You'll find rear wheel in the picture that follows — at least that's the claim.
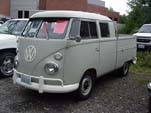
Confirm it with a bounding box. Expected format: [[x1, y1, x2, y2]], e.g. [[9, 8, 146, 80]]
[[118, 62, 129, 77], [76, 72, 94, 100], [0, 52, 15, 77]]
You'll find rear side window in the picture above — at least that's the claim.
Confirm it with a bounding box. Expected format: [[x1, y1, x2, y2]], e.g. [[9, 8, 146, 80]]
[[99, 22, 110, 38], [80, 21, 90, 39], [80, 21, 98, 39], [70, 20, 98, 39], [89, 22, 97, 39]]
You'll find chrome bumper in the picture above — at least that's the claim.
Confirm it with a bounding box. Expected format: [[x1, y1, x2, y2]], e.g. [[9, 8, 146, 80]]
[[13, 70, 79, 93]]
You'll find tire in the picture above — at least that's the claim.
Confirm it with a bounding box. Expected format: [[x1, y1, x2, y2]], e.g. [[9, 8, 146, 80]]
[[76, 72, 94, 100], [0, 52, 15, 77], [118, 62, 129, 77]]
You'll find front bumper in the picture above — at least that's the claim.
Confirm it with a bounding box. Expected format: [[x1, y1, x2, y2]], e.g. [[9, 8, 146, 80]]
[[13, 70, 79, 93]]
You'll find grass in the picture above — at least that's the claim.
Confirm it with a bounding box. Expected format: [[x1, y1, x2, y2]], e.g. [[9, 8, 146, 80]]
[[134, 78, 150, 85], [130, 51, 151, 76]]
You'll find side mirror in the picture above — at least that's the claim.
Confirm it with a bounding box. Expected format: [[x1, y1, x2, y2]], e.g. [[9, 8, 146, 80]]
[[70, 36, 81, 42]]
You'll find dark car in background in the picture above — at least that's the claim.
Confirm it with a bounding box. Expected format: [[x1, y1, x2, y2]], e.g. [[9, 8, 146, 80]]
[[0, 15, 10, 22]]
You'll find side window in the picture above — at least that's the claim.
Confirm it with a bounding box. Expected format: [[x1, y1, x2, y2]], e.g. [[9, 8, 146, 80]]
[[89, 22, 98, 39], [100, 22, 110, 38], [70, 20, 98, 40], [37, 22, 48, 39], [80, 21, 90, 39], [70, 20, 80, 38]]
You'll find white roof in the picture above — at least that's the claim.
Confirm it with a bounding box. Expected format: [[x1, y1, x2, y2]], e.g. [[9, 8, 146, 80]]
[[31, 10, 111, 21]]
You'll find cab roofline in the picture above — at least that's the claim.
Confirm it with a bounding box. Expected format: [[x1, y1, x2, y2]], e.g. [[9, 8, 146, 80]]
[[30, 10, 111, 21]]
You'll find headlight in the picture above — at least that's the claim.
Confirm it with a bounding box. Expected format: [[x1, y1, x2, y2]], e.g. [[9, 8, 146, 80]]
[[44, 62, 59, 75]]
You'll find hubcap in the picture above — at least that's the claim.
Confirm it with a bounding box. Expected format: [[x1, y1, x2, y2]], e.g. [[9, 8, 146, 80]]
[[1, 56, 14, 76], [81, 76, 92, 96]]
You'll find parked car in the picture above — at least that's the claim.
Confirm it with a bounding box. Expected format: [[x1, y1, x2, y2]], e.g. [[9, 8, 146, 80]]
[[0, 15, 10, 23], [148, 83, 151, 112], [0, 18, 28, 77], [13, 11, 137, 100], [0, 19, 28, 35], [134, 24, 151, 50]]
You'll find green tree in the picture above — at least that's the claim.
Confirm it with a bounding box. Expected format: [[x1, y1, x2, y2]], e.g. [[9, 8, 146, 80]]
[[119, 15, 127, 24], [121, 0, 151, 34]]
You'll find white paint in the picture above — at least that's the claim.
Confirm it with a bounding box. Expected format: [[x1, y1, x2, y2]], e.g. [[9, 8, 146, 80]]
[[0, 34, 17, 49]]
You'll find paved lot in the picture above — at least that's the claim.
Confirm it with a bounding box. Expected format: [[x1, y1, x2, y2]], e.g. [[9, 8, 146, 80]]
[[0, 73, 150, 113]]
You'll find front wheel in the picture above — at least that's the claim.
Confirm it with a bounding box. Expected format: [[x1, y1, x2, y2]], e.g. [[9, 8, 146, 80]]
[[76, 72, 94, 100], [0, 52, 15, 77]]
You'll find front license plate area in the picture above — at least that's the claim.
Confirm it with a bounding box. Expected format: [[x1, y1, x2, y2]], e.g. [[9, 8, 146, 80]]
[[138, 44, 145, 49], [21, 75, 31, 85]]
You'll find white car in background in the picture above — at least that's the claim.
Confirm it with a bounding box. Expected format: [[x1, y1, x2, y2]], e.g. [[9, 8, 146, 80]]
[[0, 18, 28, 77], [134, 24, 151, 50]]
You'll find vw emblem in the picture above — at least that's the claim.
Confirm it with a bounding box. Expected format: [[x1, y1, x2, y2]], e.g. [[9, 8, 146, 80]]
[[24, 45, 36, 62]]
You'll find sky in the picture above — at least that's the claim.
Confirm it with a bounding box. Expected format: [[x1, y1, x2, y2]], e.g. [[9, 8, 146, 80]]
[[104, 0, 129, 15]]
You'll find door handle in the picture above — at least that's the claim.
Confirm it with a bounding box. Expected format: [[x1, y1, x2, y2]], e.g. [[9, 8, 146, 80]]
[[95, 48, 100, 51]]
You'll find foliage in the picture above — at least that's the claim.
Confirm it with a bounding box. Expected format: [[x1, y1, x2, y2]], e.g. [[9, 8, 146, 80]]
[[109, 7, 115, 12], [119, 0, 151, 34], [119, 15, 127, 24], [130, 51, 151, 75]]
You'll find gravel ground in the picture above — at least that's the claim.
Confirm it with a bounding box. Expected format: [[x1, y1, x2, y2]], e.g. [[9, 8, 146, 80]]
[[0, 72, 150, 113]]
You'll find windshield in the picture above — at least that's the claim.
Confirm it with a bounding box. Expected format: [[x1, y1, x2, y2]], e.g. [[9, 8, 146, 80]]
[[12, 20, 28, 35], [139, 25, 151, 33], [22, 18, 69, 39], [0, 20, 28, 35]]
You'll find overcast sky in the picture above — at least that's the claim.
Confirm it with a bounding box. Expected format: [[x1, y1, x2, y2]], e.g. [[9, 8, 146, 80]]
[[104, 0, 129, 15]]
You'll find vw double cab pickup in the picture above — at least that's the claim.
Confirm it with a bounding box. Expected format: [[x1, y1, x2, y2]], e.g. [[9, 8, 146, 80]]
[[13, 11, 136, 100]]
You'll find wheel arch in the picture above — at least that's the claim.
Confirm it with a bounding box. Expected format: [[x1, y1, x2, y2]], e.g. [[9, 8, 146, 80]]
[[82, 68, 97, 82], [0, 48, 16, 55]]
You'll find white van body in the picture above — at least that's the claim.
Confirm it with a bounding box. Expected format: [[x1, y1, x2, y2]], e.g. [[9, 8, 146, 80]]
[[13, 11, 136, 99]]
